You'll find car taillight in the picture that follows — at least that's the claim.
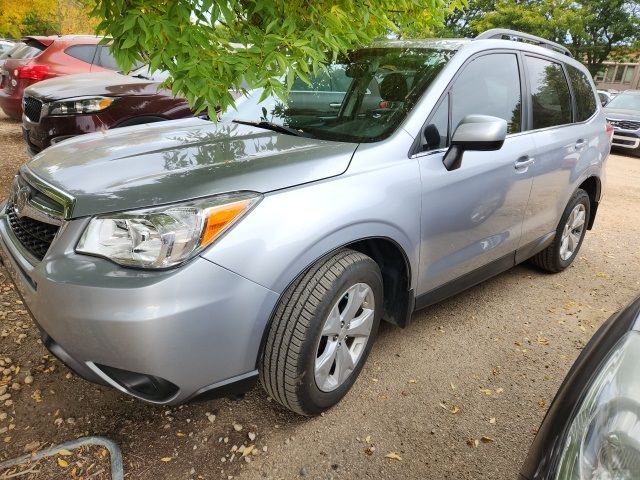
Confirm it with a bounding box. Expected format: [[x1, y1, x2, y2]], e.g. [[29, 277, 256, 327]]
[[15, 65, 49, 81], [605, 122, 614, 142]]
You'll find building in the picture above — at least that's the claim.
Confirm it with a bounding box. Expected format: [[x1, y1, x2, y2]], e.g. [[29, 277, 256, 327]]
[[595, 61, 639, 91]]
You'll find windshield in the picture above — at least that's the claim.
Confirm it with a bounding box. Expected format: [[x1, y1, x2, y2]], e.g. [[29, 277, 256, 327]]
[[221, 47, 454, 143], [128, 65, 170, 82], [606, 92, 640, 111]]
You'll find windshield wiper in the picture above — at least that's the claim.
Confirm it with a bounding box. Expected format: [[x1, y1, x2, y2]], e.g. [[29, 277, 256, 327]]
[[232, 120, 306, 137]]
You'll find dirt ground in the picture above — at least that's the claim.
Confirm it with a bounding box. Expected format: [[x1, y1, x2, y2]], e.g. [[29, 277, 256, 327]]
[[0, 112, 639, 480]]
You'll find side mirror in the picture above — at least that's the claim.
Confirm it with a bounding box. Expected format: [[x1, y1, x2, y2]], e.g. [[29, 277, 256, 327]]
[[443, 115, 507, 171]]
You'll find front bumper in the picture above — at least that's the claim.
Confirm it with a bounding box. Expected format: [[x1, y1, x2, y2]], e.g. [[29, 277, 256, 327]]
[[0, 209, 279, 405], [611, 130, 640, 149], [22, 112, 109, 156]]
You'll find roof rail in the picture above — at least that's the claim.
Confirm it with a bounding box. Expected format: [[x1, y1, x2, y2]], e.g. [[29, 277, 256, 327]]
[[475, 29, 572, 57]]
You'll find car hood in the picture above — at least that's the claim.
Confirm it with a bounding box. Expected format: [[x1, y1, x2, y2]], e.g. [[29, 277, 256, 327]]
[[24, 72, 168, 101], [603, 107, 640, 120], [23, 118, 358, 218]]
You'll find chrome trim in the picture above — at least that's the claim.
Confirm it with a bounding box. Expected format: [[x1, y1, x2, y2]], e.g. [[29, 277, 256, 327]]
[[19, 168, 75, 219], [611, 134, 640, 149]]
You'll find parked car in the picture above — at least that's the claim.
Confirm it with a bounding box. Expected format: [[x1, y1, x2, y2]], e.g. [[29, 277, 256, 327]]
[[0, 35, 119, 119], [21, 66, 192, 156], [0, 29, 609, 415], [604, 90, 640, 156], [520, 294, 640, 480], [597, 89, 613, 106], [0, 40, 14, 56]]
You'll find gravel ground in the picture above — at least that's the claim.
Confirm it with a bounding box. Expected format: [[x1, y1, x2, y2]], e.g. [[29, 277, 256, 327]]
[[0, 112, 639, 479]]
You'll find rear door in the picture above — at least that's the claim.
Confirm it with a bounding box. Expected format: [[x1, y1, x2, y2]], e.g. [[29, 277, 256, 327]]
[[519, 56, 601, 247], [416, 52, 536, 294]]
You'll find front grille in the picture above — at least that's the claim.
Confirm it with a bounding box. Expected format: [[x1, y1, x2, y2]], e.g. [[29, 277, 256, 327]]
[[23, 96, 43, 123], [7, 203, 59, 260], [607, 118, 640, 131]]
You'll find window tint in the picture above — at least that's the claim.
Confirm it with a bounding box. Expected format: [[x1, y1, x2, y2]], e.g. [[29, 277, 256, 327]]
[[64, 45, 97, 64], [424, 95, 449, 151], [94, 46, 120, 71], [526, 56, 572, 129], [451, 53, 522, 134], [567, 65, 597, 122]]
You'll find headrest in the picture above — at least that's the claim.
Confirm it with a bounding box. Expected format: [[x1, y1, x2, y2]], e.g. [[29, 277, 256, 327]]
[[379, 73, 408, 102]]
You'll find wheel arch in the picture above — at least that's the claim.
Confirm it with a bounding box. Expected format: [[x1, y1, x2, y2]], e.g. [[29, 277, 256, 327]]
[[577, 175, 602, 230], [255, 235, 415, 370]]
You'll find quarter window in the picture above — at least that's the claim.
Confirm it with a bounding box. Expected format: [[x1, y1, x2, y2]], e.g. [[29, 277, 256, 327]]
[[451, 53, 522, 134], [423, 94, 449, 151], [567, 65, 597, 122], [526, 56, 572, 129]]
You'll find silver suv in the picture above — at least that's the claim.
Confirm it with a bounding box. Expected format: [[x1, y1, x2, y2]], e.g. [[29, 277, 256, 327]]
[[0, 30, 609, 415]]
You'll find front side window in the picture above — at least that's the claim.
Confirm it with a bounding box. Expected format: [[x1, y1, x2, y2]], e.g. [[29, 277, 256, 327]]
[[95, 46, 119, 71], [65, 45, 97, 64], [221, 47, 455, 143], [526, 56, 572, 129], [451, 53, 522, 134], [567, 65, 597, 122]]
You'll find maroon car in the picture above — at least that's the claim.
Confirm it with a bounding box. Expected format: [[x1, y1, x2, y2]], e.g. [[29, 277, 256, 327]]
[[21, 66, 194, 156]]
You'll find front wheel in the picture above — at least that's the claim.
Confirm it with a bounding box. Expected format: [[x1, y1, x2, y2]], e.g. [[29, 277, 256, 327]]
[[259, 249, 383, 416], [530, 189, 590, 273]]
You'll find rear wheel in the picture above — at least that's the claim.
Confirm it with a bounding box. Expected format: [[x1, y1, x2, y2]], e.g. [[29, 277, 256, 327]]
[[530, 189, 590, 273], [259, 249, 382, 416]]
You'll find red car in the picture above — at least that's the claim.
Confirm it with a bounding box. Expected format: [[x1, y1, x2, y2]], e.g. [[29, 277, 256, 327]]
[[21, 67, 194, 155], [0, 35, 118, 119]]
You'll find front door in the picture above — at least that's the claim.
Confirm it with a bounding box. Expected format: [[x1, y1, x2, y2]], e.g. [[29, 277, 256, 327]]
[[416, 52, 535, 295]]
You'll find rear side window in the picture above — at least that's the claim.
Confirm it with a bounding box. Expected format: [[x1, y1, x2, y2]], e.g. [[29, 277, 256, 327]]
[[526, 56, 572, 129], [567, 65, 597, 122], [64, 45, 97, 64], [94, 46, 120, 71], [451, 53, 522, 134]]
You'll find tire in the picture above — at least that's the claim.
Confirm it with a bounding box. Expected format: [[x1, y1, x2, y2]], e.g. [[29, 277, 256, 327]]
[[259, 249, 383, 416], [530, 189, 590, 273]]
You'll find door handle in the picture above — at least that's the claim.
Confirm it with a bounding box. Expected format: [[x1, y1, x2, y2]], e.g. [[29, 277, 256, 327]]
[[329, 103, 342, 108], [575, 139, 586, 150], [514, 156, 535, 169]]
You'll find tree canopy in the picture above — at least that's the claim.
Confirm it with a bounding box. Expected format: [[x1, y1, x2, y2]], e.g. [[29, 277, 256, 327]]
[[0, 0, 97, 37], [442, 0, 640, 75], [91, 0, 459, 116]]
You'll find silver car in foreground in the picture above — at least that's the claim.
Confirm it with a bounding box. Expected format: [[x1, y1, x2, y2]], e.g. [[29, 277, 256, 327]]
[[0, 30, 609, 415]]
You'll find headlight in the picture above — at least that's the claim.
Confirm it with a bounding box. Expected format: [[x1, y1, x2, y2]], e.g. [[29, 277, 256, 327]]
[[46, 97, 116, 116], [76, 192, 261, 268], [556, 331, 640, 479]]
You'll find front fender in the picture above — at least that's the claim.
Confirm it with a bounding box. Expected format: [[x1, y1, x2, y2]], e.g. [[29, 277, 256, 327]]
[[201, 159, 422, 295]]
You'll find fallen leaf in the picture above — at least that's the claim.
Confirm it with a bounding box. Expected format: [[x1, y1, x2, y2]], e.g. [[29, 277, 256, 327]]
[[467, 439, 479, 448], [385, 452, 402, 461], [538, 399, 546, 408], [408, 379, 417, 384], [160, 457, 172, 462], [489, 417, 496, 424], [176, 432, 185, 437], [481, 436, 494, 443], [480, 388, 492, 396], [495, 388, 504, 394], [23, 441, 40, 453], [242, 445, 254, 457], [450, 405, 460, 414], [57, 458, 69, 468], [365, 435, 371, 444], [57, 448, 73, 456]]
